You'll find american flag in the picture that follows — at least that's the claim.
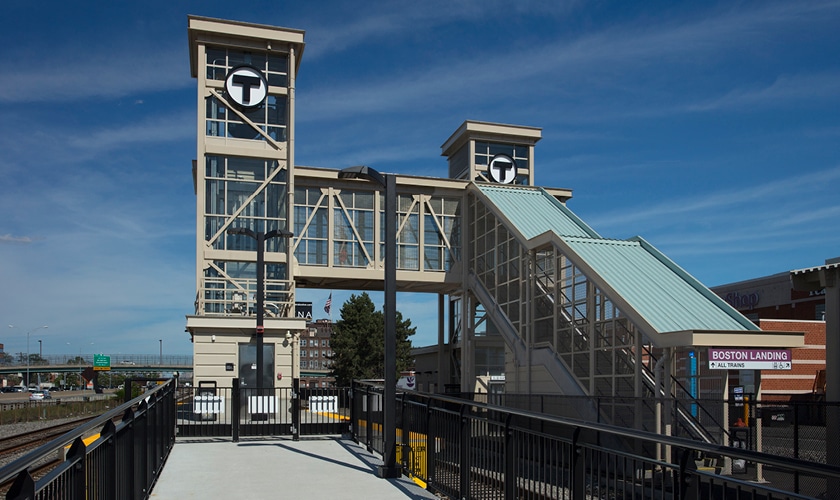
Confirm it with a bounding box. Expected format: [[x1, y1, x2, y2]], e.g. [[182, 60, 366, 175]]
[[324, 293, 332, 314]]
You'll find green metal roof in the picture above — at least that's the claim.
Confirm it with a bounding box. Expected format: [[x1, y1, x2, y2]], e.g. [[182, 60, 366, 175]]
[[475, 183, 758, 335], [562, 236, 758, 333], [476, 185, 599, 239]]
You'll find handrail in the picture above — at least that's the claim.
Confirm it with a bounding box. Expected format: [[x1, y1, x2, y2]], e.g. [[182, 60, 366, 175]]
[[403, 387, 835, 478], [0, 381, 176, 497], [352, 380, 840, 498]]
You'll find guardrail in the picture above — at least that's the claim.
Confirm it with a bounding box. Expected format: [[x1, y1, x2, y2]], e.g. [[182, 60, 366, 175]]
[[0, 380, 176, 499], [351, 381, 840, 499]]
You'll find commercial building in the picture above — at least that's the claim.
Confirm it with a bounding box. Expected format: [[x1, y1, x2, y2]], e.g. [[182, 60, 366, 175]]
[[711, 259, 839, 399]]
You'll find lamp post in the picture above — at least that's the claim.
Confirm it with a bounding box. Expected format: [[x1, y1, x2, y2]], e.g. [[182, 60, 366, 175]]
[[9, 325, 48, 390], [285, 330, 301, 442], [227, 226, 293, 392], [38, 340, 42, 388], [159, 339, 163, 366], [338, 165, 399, 478]]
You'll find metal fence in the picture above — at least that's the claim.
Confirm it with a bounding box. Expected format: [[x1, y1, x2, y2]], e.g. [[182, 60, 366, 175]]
[[175, 379, 351, 440], [0, 381, 176, 500], [485, 393, 835, 465], [352, 382, 840, 499]]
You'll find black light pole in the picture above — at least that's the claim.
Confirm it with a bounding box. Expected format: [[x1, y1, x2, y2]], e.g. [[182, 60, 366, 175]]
[[227, 227, 293, 391], [338, 166, 399, 478]]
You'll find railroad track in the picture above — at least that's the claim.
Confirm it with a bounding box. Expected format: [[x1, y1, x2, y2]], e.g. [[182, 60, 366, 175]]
[[0, 416, 102, 494], [0, 416, 97, 458]]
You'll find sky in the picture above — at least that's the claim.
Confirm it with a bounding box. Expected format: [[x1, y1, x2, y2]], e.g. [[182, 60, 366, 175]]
[[1, 1, 838, 357]]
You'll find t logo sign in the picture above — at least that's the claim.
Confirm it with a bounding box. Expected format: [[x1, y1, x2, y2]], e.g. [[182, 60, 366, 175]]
[[488, 154, 517, 184], [225, 65, 268, 109]]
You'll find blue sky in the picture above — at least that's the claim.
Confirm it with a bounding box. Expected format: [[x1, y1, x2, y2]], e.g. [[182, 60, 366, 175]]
[[1, 1, 838, 356]]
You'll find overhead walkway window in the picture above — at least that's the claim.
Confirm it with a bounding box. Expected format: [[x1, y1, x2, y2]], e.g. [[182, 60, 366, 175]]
[[294, 187, 329, 266], [335, 190, 375, 267]]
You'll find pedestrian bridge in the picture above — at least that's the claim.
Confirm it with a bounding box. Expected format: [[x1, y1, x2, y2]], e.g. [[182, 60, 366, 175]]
[[195, 159, 804, 443]]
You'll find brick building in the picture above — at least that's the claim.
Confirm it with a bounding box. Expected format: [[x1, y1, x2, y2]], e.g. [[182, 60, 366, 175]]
[[300, 319, 335, 389], [712, 263, 833, 399]]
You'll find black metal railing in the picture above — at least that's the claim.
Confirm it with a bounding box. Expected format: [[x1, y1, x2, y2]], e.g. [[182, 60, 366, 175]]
[[352, 381, 840, 499], [0, 380, 176, 500], [175, 380, 351, 440]]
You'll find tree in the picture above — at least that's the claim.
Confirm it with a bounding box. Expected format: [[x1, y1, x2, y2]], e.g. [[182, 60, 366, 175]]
[[328, 292, 416, 387]]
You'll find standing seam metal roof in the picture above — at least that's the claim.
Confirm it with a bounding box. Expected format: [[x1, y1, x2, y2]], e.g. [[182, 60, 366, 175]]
[[477, 185, 599, 239], [475, 184, 757, 334]]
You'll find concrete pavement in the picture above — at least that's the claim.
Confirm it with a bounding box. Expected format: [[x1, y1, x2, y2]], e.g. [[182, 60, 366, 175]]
[[151, 436, 440, 499]]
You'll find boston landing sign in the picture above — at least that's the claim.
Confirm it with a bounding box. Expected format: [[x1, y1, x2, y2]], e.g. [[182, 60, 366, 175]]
[[707, 348, 792, 370]]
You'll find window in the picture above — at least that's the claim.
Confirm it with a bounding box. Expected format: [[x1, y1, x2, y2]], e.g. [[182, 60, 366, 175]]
[[206, 47, 288, 87], [333, 190, 375, 267], [204, 47, 289, 143], [300, 339, 307, 347], [423, 197, 461, 271], [474, 141, 530, 184], [204, 155, 288, 252], [393, 194, 420, 270], [294, 187, 328, 266], [206, 95, 287, 142]]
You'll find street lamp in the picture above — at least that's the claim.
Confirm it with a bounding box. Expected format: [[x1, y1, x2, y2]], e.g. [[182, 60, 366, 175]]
[[159, 339, 163, 366], [338, 165, 399, 478], [38, 340, 42, 387], [8, 325, 48, 390], [226, 226, 294, 392]]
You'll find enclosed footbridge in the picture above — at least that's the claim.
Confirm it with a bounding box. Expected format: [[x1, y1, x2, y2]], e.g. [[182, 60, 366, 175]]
[[280, 164, 803, 442], [464, 183, 801, 441]]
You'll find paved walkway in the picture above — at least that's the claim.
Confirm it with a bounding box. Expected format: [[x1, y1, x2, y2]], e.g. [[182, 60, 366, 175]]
[[151, 436, 439, 499]]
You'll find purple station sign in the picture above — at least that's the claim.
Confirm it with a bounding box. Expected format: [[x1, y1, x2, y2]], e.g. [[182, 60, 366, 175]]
[[707, 348, 792, 370]]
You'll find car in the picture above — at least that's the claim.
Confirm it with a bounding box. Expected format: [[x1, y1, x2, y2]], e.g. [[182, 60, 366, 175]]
[[9, 386, 24, 393], [29, 390, 46, 401]]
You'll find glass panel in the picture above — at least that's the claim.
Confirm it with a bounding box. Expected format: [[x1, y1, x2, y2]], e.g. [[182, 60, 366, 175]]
[[205, 156, 223, 178], [227, 157, 264, 181], [206, 47, 226, 67], [266, 184, 287, 219], [266, 96, 286, 125], [227, 121, 261, 140], [267, 54, 287, 73]]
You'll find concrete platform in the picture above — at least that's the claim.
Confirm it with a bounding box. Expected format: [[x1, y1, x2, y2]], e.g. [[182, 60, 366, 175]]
[[151, 436, 440, 499]]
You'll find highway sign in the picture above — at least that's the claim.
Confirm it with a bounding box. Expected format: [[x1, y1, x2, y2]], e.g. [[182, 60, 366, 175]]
[[93, 354, 111, 371]]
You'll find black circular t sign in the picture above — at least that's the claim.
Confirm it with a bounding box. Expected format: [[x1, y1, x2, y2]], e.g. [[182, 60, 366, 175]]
[[225, 65, 268, 109], [488, 154, 517, 184]]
